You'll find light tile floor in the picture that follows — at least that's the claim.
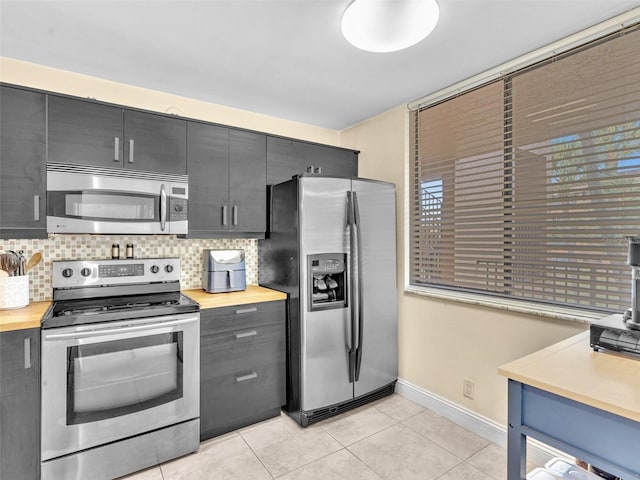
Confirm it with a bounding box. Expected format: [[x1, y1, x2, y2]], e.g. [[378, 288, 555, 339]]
[[121, 394, 522, 480]]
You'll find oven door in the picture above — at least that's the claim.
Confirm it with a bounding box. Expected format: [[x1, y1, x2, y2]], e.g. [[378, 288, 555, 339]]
[[41, 313, 199, 461]]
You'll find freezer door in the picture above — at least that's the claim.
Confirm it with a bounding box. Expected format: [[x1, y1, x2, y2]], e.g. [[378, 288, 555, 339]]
[[299, 177, 353, 411], [351, 179, 398, 398]]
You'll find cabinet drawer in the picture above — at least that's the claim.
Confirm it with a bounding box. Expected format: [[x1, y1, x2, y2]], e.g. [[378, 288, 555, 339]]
[[200, 300, 284, 336], [200, 356, 285, 440], [201, 319, 284, 360]]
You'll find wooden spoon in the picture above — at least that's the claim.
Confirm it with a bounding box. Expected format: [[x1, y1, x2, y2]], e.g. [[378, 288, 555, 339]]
[[24, 252, 43, 273]]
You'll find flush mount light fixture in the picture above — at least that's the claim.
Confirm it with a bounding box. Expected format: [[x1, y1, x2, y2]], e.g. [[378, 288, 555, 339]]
[[341, 0, 440, 53]]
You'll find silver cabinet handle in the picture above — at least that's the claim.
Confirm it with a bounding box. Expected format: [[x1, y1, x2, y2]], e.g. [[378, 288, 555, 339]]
[[234, 329, 257, 339], [33, 195, 40, 221], [222, 205, 228, 226], [236, 372, 258, 383], [114, 137, 120, 162], [24, 337, 31, 369], [232, 205, 238, 226], [235, 307, 257, 315], [128, 139, 134, 163]]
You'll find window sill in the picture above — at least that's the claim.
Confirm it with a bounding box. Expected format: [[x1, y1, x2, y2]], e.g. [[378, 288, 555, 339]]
[[404, 286, 607, 324]]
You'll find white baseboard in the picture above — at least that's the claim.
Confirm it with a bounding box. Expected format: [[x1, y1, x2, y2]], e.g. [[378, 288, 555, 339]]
[[395, 378, 568, 468]]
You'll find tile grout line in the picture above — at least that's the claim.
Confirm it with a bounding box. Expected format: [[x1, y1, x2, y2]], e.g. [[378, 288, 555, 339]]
[[236, 430, 276, 479]]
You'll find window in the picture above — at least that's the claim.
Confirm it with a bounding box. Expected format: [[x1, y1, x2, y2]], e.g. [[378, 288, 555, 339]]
[[410, 26, 640, 313]]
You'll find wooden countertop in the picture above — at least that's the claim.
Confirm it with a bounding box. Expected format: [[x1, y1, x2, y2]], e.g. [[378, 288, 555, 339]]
[[498, 328, 640, 423], [182, 285, 286, 309], [0, 301, 51, 333]]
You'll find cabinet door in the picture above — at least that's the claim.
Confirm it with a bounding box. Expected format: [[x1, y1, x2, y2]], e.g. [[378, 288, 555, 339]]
[[266, 136, 358, 185], [48, 95, 124, 167], [0, 87, 47, 238], [124, 110, 187, 175], [0, 328, 40, 480], [186, 122, 230, 235], [229, 130, 266, 234]]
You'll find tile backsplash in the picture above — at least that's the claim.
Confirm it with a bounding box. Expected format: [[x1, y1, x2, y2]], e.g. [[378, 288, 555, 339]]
[[1, 234, 257, 302]]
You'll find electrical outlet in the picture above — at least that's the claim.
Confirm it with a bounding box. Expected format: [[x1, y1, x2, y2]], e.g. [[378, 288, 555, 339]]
[[463, 378, 475, 400]]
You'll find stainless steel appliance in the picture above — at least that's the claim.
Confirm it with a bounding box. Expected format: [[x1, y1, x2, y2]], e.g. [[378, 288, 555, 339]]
[[46, 162, 188, 234], [259, 175, 397, 426], [41, 257, 200, 480], [202, 249, 246, 293]]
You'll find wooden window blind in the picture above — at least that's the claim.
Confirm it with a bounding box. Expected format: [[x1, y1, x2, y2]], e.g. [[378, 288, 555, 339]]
[[410, 25, 640, 313]]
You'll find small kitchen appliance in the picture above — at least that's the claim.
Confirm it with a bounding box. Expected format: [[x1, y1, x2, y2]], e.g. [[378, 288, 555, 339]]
[[591, 237, 640, 357], [202, 249, 246, 293], [40, 257, 200, 480], [46, 162, 188, 234]]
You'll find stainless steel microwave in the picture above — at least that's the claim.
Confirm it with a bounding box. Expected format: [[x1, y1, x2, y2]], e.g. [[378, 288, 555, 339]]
[[46, 162, 188, 234]]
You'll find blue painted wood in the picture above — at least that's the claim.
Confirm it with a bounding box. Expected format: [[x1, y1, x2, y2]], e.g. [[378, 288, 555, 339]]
[[507, 380, 527, 480], [507, 380, 640, 480]]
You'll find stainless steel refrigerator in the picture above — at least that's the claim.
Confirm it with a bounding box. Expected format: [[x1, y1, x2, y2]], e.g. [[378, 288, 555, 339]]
[[259, 175, 397, 426]]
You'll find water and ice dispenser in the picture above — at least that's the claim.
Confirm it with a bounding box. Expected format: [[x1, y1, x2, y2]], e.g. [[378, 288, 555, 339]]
[[308, 253, 347, 311]]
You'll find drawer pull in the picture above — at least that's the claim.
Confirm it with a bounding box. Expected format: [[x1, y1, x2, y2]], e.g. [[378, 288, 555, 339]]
[[24, 337, 31, 369], [236, 371, 258, 383], [235, 307, 257, 315], [235, 329, 257, 339]]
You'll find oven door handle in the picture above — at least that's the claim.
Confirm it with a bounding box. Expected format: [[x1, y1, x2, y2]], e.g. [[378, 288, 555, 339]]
[[43, 316, 198, 341]]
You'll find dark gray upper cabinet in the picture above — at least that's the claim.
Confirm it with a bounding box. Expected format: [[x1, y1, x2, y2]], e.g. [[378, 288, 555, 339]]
[[187, 122, 266, 237], [0, 328, 41, 480], [48, 95, 186, 175], [266, 136, 358, 186], [0, 86, 47, 238]]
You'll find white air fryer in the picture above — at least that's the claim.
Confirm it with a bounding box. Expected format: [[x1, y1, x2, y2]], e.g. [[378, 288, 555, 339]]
[[202, 249, 246, 293]]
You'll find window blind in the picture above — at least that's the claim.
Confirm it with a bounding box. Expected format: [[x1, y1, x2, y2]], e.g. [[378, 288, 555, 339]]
[[410, 26, 640, 313]]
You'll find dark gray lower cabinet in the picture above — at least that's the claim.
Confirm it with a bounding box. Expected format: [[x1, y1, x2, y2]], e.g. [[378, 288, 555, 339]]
[[0, 328, 40, 480], [200, 301, 285, 440]]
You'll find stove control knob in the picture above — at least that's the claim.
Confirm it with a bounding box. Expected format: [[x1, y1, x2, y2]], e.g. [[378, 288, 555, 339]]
[[150, 265, 160, 274], [80, 267, 91, 277], [62, 268, 74, 278], [165, 264, 174, 273]]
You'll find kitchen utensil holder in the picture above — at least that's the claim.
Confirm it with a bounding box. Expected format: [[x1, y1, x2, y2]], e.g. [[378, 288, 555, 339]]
[[0, 275, 29, 309]]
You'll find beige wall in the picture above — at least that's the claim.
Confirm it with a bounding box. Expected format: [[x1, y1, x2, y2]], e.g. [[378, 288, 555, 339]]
[[0, 57, 341, 145], [3, 57, 590, 427], [341, 105, 587, 425]]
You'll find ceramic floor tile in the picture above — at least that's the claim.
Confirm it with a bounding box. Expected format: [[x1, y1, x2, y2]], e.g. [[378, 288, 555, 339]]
[[403, 409, 489, 459], [467, 443, 507, 480], [436, 461, 496, 480], [117, 465, 164, 480], [240, 414, 343, 477], [277, 448, 382, 480], [320, 405, 397, 446], [348, 423, 462, 480], [160, 433, 272, 480], [372, 393, 425, 422]]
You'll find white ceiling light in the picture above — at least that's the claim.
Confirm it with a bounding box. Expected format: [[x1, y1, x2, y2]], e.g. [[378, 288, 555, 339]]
[[341, 0, 440, 53]]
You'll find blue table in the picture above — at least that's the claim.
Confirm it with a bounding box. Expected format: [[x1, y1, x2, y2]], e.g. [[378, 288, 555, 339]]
[[499, 326, 640, 480]]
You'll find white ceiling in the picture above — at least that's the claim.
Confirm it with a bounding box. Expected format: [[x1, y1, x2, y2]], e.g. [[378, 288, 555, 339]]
[[1, 0, 639, 130]]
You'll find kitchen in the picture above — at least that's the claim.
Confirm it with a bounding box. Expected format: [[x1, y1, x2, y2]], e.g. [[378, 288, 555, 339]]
[[1, 1, 640, 479]]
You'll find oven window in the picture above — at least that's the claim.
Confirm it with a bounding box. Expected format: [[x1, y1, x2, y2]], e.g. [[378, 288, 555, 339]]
[[48, 191, 158, 221], [66, 332, 183, 425]]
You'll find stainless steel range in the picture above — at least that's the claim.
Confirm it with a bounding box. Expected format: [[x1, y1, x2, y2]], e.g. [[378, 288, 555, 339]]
[[41, 257, 200, 480]]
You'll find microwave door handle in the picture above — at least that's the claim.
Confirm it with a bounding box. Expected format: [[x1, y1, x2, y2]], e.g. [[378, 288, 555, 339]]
[[160, 184, 167, 231]]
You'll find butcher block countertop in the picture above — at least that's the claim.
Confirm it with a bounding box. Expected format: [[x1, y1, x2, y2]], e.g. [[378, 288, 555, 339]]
[[0, 301, 51, 333], [182, 285, 287, 309], [498, 330, 640, 423]]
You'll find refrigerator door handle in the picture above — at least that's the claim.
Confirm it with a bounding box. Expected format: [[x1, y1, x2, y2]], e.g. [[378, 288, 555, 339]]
[[353, 190, 364, 382], [347, 191, 357, 383]]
